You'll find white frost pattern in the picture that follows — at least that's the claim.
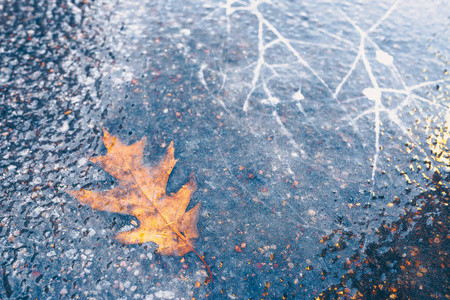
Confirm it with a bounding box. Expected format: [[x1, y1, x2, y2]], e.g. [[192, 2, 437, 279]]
[[334, 2, 444, 184], [202, 0, 445, 187]]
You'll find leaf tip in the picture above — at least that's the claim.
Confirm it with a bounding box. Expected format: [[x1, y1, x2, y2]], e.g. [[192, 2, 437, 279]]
[[101, 127, 110, 138], [167, 140, 175, 153], [100, 128, 119, 150], [189, 171, 197, 185]]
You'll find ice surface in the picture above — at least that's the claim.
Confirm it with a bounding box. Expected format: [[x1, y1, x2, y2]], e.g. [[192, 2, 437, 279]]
[[0, 0, 448, 298]]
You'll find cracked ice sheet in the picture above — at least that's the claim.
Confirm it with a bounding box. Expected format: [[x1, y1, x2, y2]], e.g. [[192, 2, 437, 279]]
[[85, 0, 449, 298], [85, 0, 448, 297]]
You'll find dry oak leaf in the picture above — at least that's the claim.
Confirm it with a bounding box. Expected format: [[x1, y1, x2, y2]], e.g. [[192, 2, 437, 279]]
[[67, 129, 202, 257]]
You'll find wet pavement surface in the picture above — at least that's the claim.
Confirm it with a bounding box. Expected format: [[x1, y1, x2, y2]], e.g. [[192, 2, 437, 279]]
[[0, 0, 449, 299]]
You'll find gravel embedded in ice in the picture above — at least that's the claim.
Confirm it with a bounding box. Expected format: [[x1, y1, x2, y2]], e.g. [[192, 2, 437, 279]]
[[154, 291, 175, 299]]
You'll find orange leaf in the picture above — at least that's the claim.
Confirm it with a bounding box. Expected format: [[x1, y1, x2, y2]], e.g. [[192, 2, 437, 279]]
[[67, 129, 212, 281]]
